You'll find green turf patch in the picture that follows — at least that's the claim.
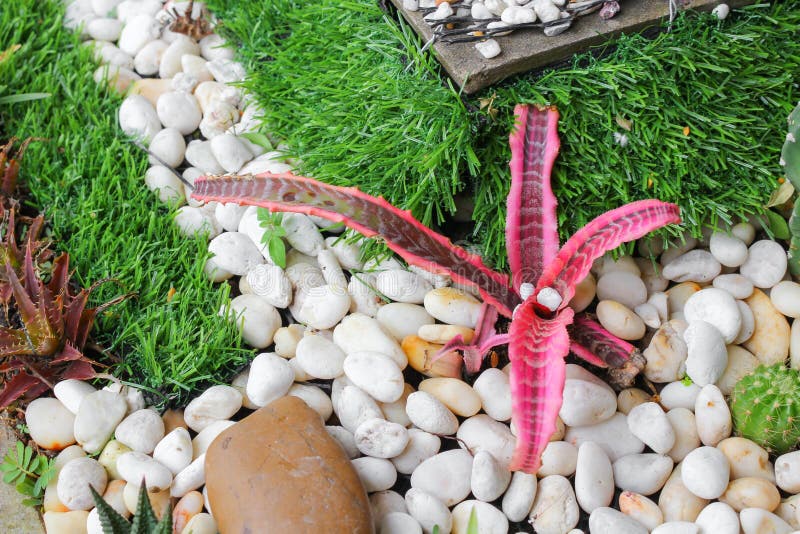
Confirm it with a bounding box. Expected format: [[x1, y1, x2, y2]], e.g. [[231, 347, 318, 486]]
[[209, 0, 800, 268], [0, 0, 249, 405]]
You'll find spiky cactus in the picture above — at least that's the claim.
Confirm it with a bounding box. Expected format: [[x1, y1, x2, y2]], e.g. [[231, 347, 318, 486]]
[[781, 102, 800, 276], [730, 364, 800, 454]]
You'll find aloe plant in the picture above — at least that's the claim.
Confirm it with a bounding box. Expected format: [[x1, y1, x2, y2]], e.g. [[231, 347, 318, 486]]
[[90, 482, 172, 534], [191, 104, 680, 473]]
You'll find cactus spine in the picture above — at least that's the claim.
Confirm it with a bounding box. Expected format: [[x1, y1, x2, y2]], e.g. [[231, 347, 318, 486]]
[[782, 102, 800, 276], [730, 364, 800, 454]]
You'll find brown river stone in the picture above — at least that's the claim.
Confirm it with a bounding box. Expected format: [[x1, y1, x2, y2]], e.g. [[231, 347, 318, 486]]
[[205, 396, 374, 533]]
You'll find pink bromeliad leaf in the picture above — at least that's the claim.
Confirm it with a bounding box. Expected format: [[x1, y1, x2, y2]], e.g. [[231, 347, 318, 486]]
[[568, 313, 637, 368], [507, 104, 560, 290], [536, 200, 681, 307], [508, 300, 574, 473], [437, 303, 510, 373], [192, 173, 520, 316]]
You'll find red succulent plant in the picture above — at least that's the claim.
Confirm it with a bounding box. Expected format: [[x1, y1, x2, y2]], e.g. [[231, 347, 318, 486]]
[[191, 104, 681, 473]]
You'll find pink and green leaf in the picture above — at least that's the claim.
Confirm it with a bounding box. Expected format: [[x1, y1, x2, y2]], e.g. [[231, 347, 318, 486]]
[[508, 302, 574, 473], [436, 303, 509, 373], [507, 104, 560, 290], [536, 200, 681, 307], [192, 173, 520, 316]]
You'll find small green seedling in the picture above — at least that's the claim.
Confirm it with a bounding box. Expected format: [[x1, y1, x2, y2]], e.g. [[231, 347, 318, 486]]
[[91, 481, 172, 534], [467, 507, 479, 534], [0, 441, 56, 507], [256, 208, 287, 268]]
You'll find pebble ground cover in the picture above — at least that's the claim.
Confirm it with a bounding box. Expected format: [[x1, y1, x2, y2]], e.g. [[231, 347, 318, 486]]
[[4, 1, 800, 534]]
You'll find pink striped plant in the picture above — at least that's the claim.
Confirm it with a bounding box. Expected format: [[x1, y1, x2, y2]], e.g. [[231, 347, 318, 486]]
[[191, 104, 681, 473]]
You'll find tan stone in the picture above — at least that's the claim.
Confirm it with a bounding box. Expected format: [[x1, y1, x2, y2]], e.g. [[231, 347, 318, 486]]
[[162, 409, 187, 434], [719, 476, 781, 512], [127, 78, 173, 108], [743, 289, 790, 365], [206, 396, 373, 533], [402, 335, 462, 378]]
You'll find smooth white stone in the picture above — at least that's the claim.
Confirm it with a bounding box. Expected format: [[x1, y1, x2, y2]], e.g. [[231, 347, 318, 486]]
[[537, 441, 578, 477], [617, 388, 651, 415], [681, 446, 730, 499], [246, 264, 292, 308], [564, 412, 645, 462], [662, 250, 721, 283], [588, 507, 648, 534], [354, 418, 409, 458], [644, 320, 689, 383], [411, 449, 474, 506], [470, 450, 511, 502], [144, 165, 184, 204], [627, 402, 675, 454], [294, 334, 346, 379], [206, 58, 246, 83], [116, 451, 172, 491], [684, 320, 728, 386], [733, 300, 755, 344], [209, 231, 267, 276], [185, 140, 224, 174], [348, 273, 384, 317], [739, 508, 793, 534], [57, 457, 107, 511], [597, 271, 648, 309], [406, 391, 458, 435], [775, 451, 800, 493], [74, 390, 128, 454], [379, 383, 413, 427], [132, 39, 167, 76], [660, 381, 701, 411], [114, 409, 164, 454], [718, 437, 775, 482], [713, 274, 754, 299], [214, 203, 248, 232], [684, 288, 742, 344], [375, 270, 432, 304], [740, 240, 788, 288], [118, 14, 161, 56], [405, 488, 452, 534], [502, 471, 537, 522], [423, 288, 483, 328], [245, 352, 293, 407], [170, 454, 205, 497], [651, 522, 699, 534], [695, 502, 740, 534], [334, 313, 407, 369], [326, 426, 360, 459], [575, 441, 614, 513], [560, 374, 617, 427], [665, 408, 701, 463], [376, 303, 435, 341], [54, 379, 96, 415], [156, 91, 202, 135], [771, 281, 800, 319], [291, 284, 351, 330], [717, 345, 759, 395], [153, 427, 193, 476], [452, 500, 508, 534], [208, 134, 252, 173], [183, 385, 242, 433], [456, 415, 515, 469], [710, 232, 749, 267], [118, 95, 161, 143], [475, 39, 501, 59], [380, 512, 422, 534], [147, 127, 185, 169], [613, 454, 674, 495], [223, 294, 282, 348], [694, 384, 731, 446], [26, 398, 76, 451], [87, 17, 123, 41], [392, 428, 441, 475], [158, 36, 200, 79], [199, 34, 234, 61], [529, 475, 579, 534], [336, 386, 384, 433], [191, 420, 235, 458], [370, 490, 408, 529], [352, 457, 397, 492], [472, 368, 511, 422]]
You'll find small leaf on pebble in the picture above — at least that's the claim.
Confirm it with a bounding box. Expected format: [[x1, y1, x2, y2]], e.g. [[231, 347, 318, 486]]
[[765, 209, 791, 240], [766, 179, 795, 208]]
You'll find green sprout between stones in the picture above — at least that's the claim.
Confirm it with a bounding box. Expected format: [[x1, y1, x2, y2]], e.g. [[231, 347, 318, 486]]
[[0, 441, 56, 508], [256, 208, 287, 268], [91, 482, 172, 534]]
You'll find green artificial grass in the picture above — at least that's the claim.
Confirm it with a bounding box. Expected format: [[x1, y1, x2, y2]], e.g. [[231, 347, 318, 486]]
[[0, 0, 249, 405], [209, 0, 800, 268]]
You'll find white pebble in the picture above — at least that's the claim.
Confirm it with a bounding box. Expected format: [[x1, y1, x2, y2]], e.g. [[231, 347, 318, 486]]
[[564, 412, 645, 462], [380, 512, 422, 534], [334, 313, 407, 369], [588, 507, 648, 534], [376, 303, 434, 341], [392, 428, 441, 475], [118, 95, 161, 143], [352, 457, 397, 492], [156, 91, 202, 135], [406, 391, 458, 435], [613, 453, 674, 495], [597, 271, 648, 309], [739, 508, 793, 534], [209, 134, 253, 173], [246, 352, 294, 407], [529, 475, 579, 534], [336, 386, 384, 433], [662, 250, 721, 283], [710, 232, 749, 267], [114, 409, 165, 454], [456, 415, 515, 469], [472, 368, 511, 422], [627, 402, 675, 454], [537, 441, 578, 477], [684, 320, 728, 386], [57, 457, 107, 510], [740, 240, 788, 288], [684, 288, 742, 343], [423, 288, 483, 328], [116, 451, 172, 491], [470, 450, 511, 502], [575, 441, 614, 513], [224, 294, 282, 348], [771, 281, 800, 319], [694, 384, 731, 446], [344, 351, 405, 403], [713, 273, 754, 299], [475, 39, 501, 59], [452, 500, 508, 534], [295, 334, 346, 379], [775, 451, 800, 493], [660, 381, 701, 410], [411, 449, 473, 506], [695, 502, 740, 534], [354, 418, 409, 458], [665, 408, 700, 463], [405, 488, 452, 534], [153, 427, 192, 476], [183, 385, 242, 432], [25, 398, 76, 450], [681, 446, 730, 499]]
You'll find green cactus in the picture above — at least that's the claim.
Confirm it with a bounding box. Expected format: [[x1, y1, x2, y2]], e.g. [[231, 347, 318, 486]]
[[782, 102, 800, 189], [791, 199, 800, 277], [730, 364, 800, 454]]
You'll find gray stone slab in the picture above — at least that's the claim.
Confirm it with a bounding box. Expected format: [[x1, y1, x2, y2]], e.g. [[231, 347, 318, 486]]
[[0, 424, 45, 534], [390, 0, 757, 94]]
